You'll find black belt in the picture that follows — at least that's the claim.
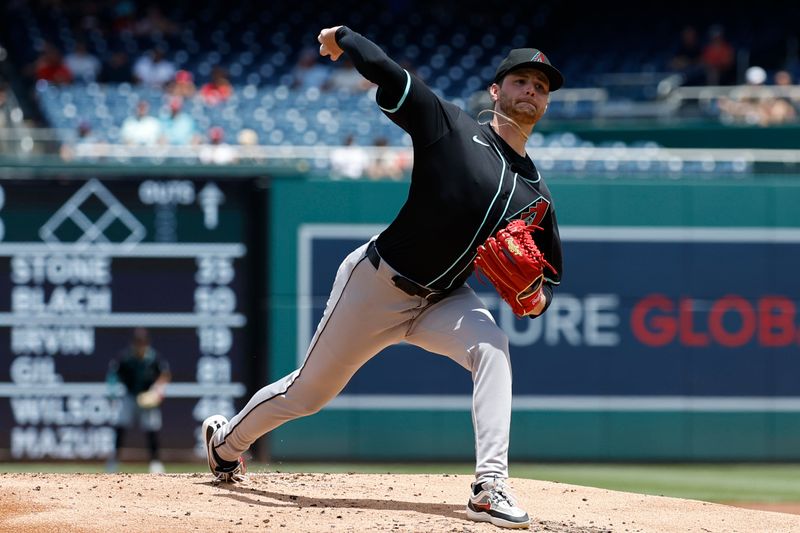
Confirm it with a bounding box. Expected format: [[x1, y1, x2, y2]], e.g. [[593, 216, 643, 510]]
[[366, 241, 448, 304]]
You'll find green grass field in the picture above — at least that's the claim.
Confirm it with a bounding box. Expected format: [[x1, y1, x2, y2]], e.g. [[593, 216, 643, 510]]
[[2, 462, 799, 503]]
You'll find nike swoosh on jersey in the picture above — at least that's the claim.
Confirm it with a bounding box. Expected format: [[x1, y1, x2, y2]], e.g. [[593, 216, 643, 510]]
[[472, 135, 490, 147]]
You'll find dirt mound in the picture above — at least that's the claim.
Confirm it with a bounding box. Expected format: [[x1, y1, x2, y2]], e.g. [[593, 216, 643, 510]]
[[2, 472, 799, 533]]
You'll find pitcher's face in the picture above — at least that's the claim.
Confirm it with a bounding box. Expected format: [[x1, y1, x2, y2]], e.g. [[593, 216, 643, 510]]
[[493, 68, 550, 125]]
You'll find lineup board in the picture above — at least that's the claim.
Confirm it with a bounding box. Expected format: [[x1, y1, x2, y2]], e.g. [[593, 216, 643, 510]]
[[0, 178, 255, 460]]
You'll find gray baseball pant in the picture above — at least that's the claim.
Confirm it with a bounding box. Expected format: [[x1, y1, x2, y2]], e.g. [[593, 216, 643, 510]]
[[211, 239, 513, 480]]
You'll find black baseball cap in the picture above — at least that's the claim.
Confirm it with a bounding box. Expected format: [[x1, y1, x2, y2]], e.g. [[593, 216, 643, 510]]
[[494, 48, 564, 91]]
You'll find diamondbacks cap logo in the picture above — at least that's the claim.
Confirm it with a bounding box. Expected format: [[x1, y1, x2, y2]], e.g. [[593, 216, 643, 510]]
[[531, 51, 545, 63]]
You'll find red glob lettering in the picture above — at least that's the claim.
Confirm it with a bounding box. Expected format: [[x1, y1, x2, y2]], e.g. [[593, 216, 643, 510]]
[[758, 296, 796, 347], [708, 295, 755, 347], [631, 294, 797, 348], [679, 297, 710, 347], [631, 295, 675, 347]]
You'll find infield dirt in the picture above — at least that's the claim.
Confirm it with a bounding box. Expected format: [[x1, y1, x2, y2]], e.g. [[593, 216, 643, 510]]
[[2, 472, 799, 532]]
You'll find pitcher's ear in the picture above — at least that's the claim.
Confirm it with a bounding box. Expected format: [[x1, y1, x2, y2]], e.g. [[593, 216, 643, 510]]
[[489, 83, 500, 102]]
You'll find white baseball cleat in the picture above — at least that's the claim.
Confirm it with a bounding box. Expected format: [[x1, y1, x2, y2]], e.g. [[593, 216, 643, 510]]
[[466, 476, 530, 529], [202, 414, 246, 483]]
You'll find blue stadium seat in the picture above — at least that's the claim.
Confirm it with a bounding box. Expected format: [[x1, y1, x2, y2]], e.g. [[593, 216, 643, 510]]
[[6, 0, 794, 171]]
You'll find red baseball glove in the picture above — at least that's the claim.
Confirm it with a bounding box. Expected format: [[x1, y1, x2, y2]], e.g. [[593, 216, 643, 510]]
[[474, 219, 556, 317]]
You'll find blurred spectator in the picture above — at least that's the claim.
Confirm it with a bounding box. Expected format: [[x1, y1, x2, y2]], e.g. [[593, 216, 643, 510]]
[[100, 50, 133, 84], [290, 48, 330, 91], [120, 100, 161, 145], [325, 58, 373, 93], [237, 128, 259, 146], [29, 42, 73, 85], [236, 128, 260, 163], [763, 71, 798, 125], [717, 66, 765, 125], [167, 70, 197, 99], [330, 134, 370, 179], [199, 126, 237, 165], [745, 66, 767, 86], [717, 66, 797, 126], [763, 97, 798, 125], [701, 25, 735, 85], [774, 70, 794, 86], [770, 70, 799, 123], [366, 137, 404, 180], [199, 66, 233, 106], [64, 41, 101, 83], [60, 121, 101, 161], [134, 4, 178, 37], [159, 97, 199, 145], [133, 48, 176, 88], [669, 26, 704, 86]]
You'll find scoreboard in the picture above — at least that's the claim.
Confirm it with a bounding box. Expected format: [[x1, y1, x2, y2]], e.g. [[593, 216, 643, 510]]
[[0, 177, 259, 461]]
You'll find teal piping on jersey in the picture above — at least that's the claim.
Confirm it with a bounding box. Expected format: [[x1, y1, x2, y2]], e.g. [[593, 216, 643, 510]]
[[378, 69, 411, 113], [426, 141, 510, 288], [518, 168, 541, 184], [442, 172, 519, 290]]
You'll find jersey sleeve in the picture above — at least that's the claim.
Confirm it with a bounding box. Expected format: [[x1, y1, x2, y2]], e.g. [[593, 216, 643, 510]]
[[335, 26, 456, 147]]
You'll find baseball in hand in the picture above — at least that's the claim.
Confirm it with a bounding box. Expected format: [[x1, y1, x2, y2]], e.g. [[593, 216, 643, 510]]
[[318, 26, 343, 61]]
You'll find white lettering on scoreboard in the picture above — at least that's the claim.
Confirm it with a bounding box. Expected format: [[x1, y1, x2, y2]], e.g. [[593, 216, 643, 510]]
[[0, 180, 248, 460], [2, 242, 247, 460], [12, 327, 95, 356], [11, 426, 116, 460], [11, 255, 112, 285]]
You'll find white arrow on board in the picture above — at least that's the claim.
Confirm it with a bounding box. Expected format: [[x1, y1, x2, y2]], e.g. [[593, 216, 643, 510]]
[[198, 182, 224, 230]]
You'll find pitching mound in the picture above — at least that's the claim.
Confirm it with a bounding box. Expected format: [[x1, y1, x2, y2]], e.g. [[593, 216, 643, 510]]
[[2, 472, 799, 533]]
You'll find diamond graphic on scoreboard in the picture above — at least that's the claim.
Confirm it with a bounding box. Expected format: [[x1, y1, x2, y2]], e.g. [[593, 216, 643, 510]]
[[40, 179, 146, 246]]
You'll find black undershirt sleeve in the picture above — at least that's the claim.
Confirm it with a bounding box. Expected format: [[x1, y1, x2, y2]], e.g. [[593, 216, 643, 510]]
[[335, 27, 405, 99], [536, 284, 554, 318], [335, 26, 454, 146]]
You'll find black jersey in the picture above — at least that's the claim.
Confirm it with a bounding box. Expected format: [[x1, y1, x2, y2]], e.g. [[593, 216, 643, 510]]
[[110, 347, 169, 395], [337, 27, 563, 307]]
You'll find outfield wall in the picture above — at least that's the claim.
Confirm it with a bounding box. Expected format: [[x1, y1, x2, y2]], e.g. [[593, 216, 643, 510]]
[[1, 173, 798, 462], [268, 176, 800, 461]]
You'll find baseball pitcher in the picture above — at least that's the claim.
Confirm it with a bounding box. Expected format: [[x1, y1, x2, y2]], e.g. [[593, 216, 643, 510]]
[[202, 26, 564, 529]]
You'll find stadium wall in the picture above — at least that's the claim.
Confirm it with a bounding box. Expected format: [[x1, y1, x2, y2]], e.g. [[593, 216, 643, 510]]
[[268, 175, 800, 461], [1, 173, 799, 462]]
